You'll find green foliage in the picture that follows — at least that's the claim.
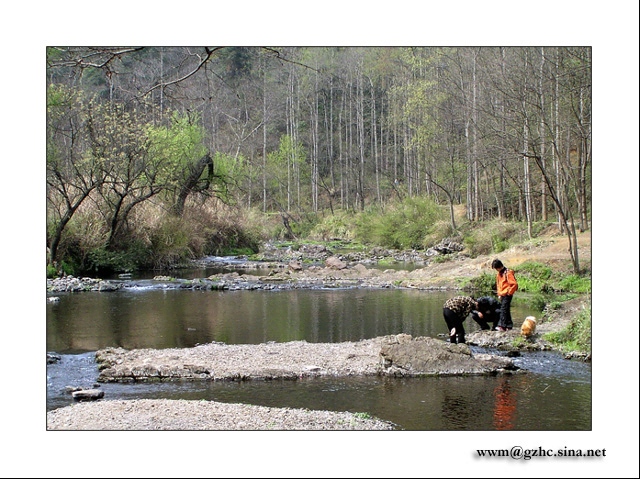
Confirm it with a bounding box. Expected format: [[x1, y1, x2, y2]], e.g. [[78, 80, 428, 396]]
[[354, 196, 445, 249], [514, 262, 554, 293], [524, 293, 547, 312], [46, 264, 58, 278], [47, 83, 75, 110], [212, 152, 243, 192], [544, 308, 591, 353], [422, 220, 455, 248], [147, 112, 207, 178], [514, 261, 590, 294], [461, 220, 523, 257], [557, 274, 592, 293], [219, 47, 254, 81], [546, 300, 564, 312], [492, 236, 509, 253], [309, 212, 354, 241], [352, 412, 372, 420], [516, 262, 553, 280], [431, 255, 453, 264], [265, 135, 309, 210], [146, 217, 193, 269], [85, 247, 142, 275], [467, 272, 496, 293]]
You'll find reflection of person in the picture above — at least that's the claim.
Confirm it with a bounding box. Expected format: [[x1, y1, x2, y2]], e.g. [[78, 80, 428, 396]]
[[492, 377, 517, 430], [491, 259, 518, 331], [443, 296, 478, 344], [472, 296, 501, 331]]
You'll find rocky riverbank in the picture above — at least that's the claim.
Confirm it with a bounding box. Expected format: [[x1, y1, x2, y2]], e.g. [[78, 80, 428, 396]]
[[46, 230, 591, 430], [46, 398, 397, 430], [48, 334, 519, 431]]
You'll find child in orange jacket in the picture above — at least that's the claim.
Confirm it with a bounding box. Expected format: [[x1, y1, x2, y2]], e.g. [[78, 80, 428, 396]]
[[491, 259, 518, 331]]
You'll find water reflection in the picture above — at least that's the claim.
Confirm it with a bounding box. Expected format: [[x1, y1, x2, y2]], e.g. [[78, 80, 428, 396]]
[[45, 288, 591, 430], [47, 289, 541, 353], [46, 350, 591, 430], [492, 376, 517, 430]]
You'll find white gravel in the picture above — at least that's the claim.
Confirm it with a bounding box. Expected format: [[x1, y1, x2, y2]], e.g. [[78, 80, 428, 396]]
[[46, 398, 396, 430]]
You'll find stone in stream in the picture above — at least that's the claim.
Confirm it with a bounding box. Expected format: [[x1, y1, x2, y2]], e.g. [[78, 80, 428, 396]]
[[72, 389, 105, 402]]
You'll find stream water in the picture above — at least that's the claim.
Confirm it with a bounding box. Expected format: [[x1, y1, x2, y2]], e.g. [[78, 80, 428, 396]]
[[46, 284, 591, 430]]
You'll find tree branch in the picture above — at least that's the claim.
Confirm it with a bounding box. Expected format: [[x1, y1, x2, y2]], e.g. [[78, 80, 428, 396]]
[[142, 47, 225, 97]]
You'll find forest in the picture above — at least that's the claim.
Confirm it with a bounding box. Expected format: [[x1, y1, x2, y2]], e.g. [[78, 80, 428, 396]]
[[46, 46, 591, 276]]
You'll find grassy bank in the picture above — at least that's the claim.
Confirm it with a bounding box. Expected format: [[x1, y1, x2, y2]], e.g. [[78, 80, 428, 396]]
[[543, 304, 592, 354], [47, 197, 591, 286]]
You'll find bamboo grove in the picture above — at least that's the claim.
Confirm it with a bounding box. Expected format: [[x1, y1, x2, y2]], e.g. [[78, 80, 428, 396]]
[[46, 47, 591, 272]]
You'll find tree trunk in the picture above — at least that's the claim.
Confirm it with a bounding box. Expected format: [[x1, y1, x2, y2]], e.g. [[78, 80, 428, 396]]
[[262, 58, 268, 213], [173, 153, 214, 216], [539, 47, 548, 221]]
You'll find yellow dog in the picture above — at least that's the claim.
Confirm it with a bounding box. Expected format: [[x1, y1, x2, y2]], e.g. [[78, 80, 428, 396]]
[[520, 316, 537, 337]]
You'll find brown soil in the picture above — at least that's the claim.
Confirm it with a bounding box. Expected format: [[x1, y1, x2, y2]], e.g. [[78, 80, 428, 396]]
[[403, 227, 590, 288]]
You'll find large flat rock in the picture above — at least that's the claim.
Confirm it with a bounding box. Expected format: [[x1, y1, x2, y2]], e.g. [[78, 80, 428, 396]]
[[379, 334, 517, 376], [95, 334, 518, 382]]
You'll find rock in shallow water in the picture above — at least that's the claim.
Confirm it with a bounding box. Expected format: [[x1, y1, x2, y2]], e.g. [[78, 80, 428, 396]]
[[72, 389, 105, 401]]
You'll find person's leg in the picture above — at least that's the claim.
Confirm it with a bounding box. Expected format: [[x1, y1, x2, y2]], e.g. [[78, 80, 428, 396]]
[[492, 308, 501, 330], [456, 320, 466, 343], [443, 308, 458, 343], [497, 297, 508, 330], [471, 311, 490, 330], [502, 295, 513, 329]]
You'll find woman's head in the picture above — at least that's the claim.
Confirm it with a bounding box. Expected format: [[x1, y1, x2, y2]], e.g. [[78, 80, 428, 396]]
[[491, 259, 504, 270]]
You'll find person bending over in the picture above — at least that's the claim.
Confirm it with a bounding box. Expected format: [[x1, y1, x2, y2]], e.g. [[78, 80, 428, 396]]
[[472, 296, 501, 331], [443, 296, 479, 344]]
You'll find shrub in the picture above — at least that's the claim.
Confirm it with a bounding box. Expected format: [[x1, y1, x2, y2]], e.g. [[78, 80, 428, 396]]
[[514, 262, 591, 294], [513, 262, 554, 293], [422, 220, 455, 248], [46, 263, 58, 278], [145, 217, 193, 268], [354, 197, 446, 249], [557, 274, 592, 293], [85, 247, 143, 275], [467, 272, 496, 293], [524, 293, 547, 312], [309, 212, 354, 241], [544, 308, 591, 353], [516, 262, 553, 280], [461, 220, 523, 257]]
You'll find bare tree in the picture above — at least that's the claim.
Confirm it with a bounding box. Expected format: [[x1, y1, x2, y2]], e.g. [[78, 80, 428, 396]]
[[46, 87, 107, 265]]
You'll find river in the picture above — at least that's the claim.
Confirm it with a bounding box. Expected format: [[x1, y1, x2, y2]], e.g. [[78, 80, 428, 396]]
[[46, 283, 591, 430]]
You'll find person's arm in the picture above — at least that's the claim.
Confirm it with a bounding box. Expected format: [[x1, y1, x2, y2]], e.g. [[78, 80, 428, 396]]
[[506, 269, 518, 295]]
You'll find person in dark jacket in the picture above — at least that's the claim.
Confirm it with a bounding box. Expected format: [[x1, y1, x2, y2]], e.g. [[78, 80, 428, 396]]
[[443, 296, 479, 344], [472, 296, 502, 331]]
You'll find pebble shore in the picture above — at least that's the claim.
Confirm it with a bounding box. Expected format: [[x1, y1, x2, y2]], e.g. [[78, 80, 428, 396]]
[[46, 398, 396, 430]]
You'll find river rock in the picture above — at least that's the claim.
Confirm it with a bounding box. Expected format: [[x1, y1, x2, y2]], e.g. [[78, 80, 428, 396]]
[[466, 330, 554, 352], [379, 334, 518, 376], [98, 281, 119, 292], [432, 238, 464, 255], [325, 256, 347, 270], [47, 352, 62, 364], [288, 261, 303, 271], [72, 389, 105, 401]]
